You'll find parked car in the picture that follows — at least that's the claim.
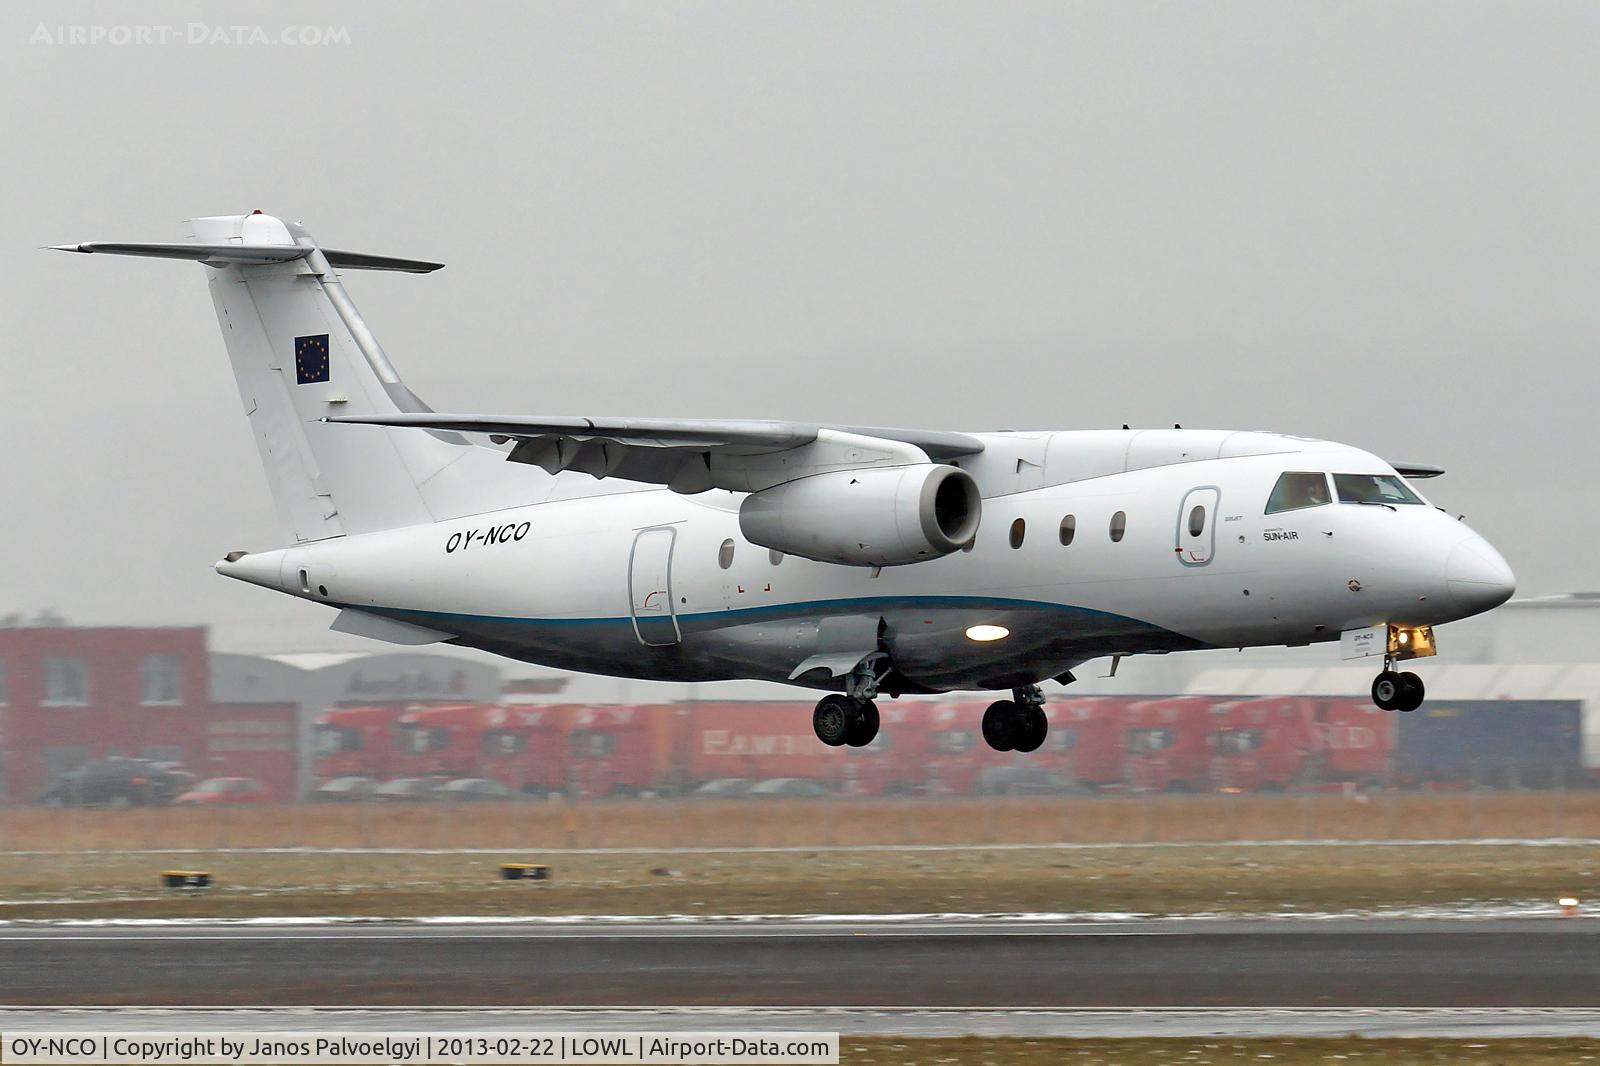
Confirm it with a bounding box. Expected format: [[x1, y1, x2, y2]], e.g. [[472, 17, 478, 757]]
[[971, 765, 1081, 796], [173, 777, 271, 805], [746, 777, 832, 798], [39, 758, 195, 808], [691, 777, 754, 798], [435, 777, 514, 802], [374, 777, 443, 802], [311, 776, 380, 803]]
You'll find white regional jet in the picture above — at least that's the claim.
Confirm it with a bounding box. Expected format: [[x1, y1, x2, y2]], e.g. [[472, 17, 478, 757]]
[[55, 212, 1516, 752]]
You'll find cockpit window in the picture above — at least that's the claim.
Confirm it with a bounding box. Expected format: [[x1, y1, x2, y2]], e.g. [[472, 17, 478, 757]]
[[1333, 474, 1423, 506], [1265, 471, 1332, 514]]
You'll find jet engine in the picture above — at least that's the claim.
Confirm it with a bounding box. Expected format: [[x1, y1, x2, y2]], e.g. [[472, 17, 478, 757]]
[[738, 463, 982, 566]]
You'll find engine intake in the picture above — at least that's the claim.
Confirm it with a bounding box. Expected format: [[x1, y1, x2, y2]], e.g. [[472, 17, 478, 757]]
[[738, 464, 982, 567]]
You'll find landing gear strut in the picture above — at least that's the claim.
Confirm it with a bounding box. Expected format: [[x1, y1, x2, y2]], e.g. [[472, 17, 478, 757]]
[[1372, 658, 1425, 713], [981, 685, 1049, 753]]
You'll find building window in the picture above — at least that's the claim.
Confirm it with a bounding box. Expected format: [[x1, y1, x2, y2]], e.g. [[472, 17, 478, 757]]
[[139, 654, 184, 705], [1110, 511, 1127, 543], [42, 657, 90, 706], [1059, 515, 1076, 546], [1009, 518, 1026, 549], [718, 539, 736, 569]]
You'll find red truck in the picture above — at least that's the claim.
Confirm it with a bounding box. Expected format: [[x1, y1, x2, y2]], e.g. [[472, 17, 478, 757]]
[[920, 702, 1009, 795], [840, 701, 933, 795], [673, 700, 931, 795], [1122, 696, 1213, 792], [679, 702, 832, 790], [1210, 696, 1392, 791], [313, 705, 406, 781], [393, 703, 569, 794], [565, 705, 673, 798], [1038, 697, 1131, 790]]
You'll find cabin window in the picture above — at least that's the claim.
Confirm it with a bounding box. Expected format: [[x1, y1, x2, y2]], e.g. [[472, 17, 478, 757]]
[[718, 539, 735, 569], [1333, 473, 1424, 506], [1265, 471, 1332, 514], [1009, 518, 1026, 549], [397, 725, 449, 753], [314, 725, 361, 754], [1058, 514, 1076, 546], [768, 549, 784, 566], [1109, 511, 1127, 543], [1187, 505, 1206, 538], [482, 731, 526, 755]]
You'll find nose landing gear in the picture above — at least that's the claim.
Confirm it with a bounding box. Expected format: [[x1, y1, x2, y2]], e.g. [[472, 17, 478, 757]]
[[981, 685, 1049, 752], [1372, 664, 1425, 713]]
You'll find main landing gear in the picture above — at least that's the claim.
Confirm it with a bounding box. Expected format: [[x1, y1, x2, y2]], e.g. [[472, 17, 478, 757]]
[[812, 693, 880, 747], [981, 685, 1049, 753], [812, 658, 885, 748], [1372, 661, 1425, 713]]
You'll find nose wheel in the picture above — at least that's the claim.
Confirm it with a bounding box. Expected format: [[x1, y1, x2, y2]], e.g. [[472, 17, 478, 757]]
[[1372, 668, 1425, 713]]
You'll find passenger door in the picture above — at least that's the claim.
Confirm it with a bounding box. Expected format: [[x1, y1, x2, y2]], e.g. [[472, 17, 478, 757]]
[[628, 527, 681, 646], [1177, 487, 1220, 566]]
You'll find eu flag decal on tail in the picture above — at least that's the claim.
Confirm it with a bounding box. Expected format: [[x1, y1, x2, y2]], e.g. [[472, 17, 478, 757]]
[[294, 334, 330, 384]]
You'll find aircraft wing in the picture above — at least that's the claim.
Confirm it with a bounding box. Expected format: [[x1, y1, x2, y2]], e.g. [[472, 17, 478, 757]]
[[327, 413, 984, 494]]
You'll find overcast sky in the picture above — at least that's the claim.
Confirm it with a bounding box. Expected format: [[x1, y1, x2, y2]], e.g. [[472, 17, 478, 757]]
[[4, 1, 1597, 653]]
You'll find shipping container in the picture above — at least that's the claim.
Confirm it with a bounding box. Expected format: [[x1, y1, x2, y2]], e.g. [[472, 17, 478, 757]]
[[1395, 699, 1585, 789]]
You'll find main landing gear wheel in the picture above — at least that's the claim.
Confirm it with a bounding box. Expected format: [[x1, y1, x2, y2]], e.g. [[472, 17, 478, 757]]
[[981, 700, 1048, 752], [846, 700, 880, 748], [813, 694, 879, 747], [1372, 670, 1425, 713], [1013, 704, 1048, 753], [813, 694, 855, 747]]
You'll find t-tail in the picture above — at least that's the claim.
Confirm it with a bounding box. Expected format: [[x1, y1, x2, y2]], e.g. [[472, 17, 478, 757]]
[[53, 211, 528, 542]]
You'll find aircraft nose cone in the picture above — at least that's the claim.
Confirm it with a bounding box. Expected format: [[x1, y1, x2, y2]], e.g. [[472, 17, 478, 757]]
[[1446, 537, 1516, 615]]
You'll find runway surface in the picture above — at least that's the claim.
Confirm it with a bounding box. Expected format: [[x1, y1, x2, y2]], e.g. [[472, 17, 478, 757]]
[[4, 918, 1600, 1012], [6, 1007, 1600, 1038]]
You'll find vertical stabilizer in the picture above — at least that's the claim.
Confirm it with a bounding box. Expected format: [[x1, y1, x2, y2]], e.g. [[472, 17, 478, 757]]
[[58, 211, 535, 542]]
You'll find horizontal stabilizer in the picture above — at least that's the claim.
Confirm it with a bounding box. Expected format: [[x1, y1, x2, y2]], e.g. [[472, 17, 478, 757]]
[[49, 242, 442, 273], [50, 241, 306, 265]]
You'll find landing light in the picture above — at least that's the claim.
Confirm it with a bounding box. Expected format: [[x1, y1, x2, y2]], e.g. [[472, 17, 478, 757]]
[[965, 624, 1010, 643]]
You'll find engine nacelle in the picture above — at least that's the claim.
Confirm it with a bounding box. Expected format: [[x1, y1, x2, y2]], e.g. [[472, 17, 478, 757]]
[[738, 464, 982, 567]]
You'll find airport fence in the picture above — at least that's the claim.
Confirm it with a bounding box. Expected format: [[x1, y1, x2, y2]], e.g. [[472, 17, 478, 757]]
[[3, 788, 1600, 852]]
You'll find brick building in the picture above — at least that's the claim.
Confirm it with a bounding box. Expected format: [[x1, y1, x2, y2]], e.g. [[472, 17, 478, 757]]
[[0, 625, 210, 802]]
